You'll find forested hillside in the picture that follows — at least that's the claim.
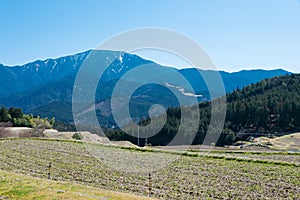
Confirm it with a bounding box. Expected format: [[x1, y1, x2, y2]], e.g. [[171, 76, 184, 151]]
[[226, 73, 300, 133], [107, 73, 300, 146]]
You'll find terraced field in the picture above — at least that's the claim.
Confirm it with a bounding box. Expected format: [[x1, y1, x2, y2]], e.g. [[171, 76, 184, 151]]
[[0, 138, 299, 199]]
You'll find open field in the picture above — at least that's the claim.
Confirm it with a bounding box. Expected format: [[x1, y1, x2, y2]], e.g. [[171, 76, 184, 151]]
[[0, 170, 156, 200], [0, 138, 299, 199]]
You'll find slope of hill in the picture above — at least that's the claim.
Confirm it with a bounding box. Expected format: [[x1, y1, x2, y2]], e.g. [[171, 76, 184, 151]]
[[269, 132, 300, 151], [0, 51, 90, 98], [180, 68, 290, 93], [0, 50, 291, 125], [109, 73, 300, 146], [225, 73, 300, 133], [211, 73, 300, 145]]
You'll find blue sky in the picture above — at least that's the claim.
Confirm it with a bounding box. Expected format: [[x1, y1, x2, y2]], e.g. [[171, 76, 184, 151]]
[[1, 0, 300, 72]]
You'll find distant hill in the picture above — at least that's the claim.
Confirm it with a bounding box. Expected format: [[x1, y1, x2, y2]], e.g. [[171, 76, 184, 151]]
[[0, 50, 291, 125], [109, 73, 300, 146]]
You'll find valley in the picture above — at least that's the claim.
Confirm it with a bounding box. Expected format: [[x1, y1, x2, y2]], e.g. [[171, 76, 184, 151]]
[[2, 1, 300, 199]]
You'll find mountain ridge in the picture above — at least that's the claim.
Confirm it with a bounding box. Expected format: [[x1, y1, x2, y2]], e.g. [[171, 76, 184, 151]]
[[0, 50, 292, 125]]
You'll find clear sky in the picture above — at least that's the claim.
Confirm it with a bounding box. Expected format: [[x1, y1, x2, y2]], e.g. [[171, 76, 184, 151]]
[[1, 0, 300, 73]]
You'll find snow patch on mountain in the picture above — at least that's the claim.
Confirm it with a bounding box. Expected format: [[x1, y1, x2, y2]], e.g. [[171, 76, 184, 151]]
[[52, 61, 57, 70], [165, 82, 202, 98], [119, 53, 123, 63]]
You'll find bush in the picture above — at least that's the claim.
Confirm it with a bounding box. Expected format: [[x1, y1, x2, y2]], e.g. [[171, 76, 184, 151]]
[[225, 132, 236, 144], [72, 132, 83, 140]]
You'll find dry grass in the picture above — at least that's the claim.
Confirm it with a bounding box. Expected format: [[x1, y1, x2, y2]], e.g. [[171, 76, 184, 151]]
[[269, 133, 300, 151]]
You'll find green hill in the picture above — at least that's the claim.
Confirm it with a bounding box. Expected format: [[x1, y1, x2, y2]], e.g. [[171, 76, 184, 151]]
[[108, 73, 300, 146], [226, 73, 300, 133]]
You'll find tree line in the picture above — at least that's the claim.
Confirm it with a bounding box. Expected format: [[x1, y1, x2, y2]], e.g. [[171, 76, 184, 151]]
[[0, 106, 54, 129]]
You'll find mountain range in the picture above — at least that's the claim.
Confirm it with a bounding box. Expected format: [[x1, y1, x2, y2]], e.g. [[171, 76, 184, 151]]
[[0, 50, 291, 127]]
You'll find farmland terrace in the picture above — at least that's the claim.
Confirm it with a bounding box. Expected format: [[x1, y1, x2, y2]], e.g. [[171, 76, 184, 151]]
[[0, 138, 299, 199]]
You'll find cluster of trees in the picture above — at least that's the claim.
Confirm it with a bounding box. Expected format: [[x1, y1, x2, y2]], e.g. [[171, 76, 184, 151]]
[[106, 73, 300, 146], [0, 106, 55, 129], [0, 107, 23, 122]]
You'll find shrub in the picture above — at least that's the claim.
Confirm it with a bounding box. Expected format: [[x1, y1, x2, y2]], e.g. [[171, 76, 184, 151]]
[[72, 132, 83, 140]]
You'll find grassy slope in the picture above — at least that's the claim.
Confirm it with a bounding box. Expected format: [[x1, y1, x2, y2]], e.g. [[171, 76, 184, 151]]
[[0, 170, 155, 200]]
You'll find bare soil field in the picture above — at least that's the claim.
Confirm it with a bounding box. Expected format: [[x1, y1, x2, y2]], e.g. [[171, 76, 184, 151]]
[[0, 127, 137, 148], [0, 138, 299, 199]]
